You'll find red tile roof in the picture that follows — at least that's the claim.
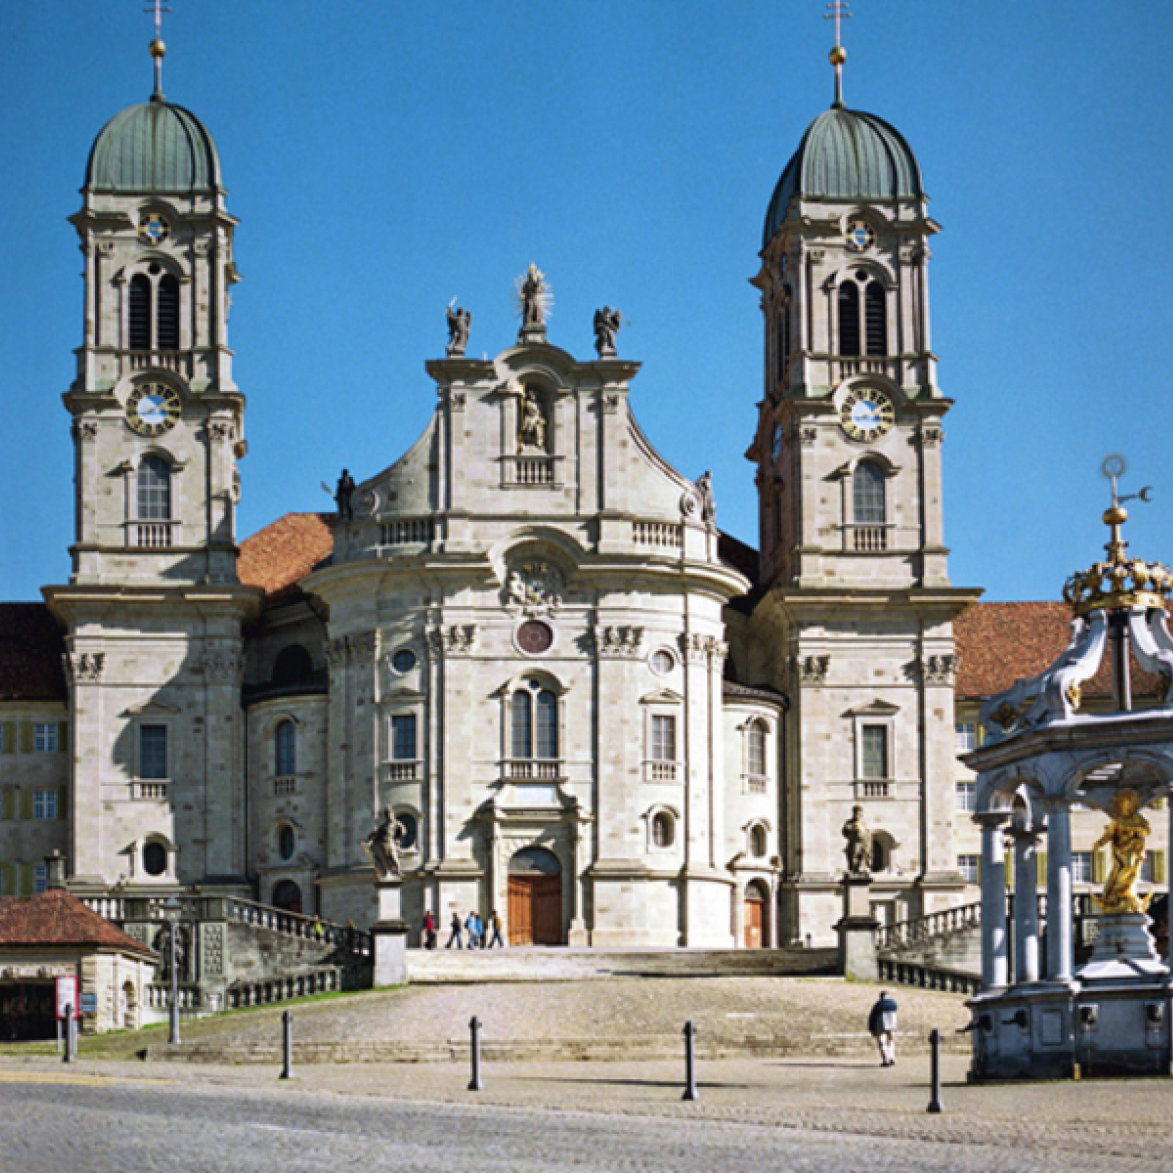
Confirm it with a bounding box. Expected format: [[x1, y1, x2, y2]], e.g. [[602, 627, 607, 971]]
[[0, 604, 67, 701], [238, 512, 335, 605], [0, 889, 156, 957], [954, 602, 1164, 703]]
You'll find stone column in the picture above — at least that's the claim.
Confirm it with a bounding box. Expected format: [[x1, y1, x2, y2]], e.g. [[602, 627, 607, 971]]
[[975, 811, 1010, 990], [1043, 801, 1074, 983], [1012, 830, 1040, 984]]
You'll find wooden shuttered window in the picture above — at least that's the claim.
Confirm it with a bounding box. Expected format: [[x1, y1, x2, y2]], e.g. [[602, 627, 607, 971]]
[[57, 786, 68, 820], [0, 722, 13, 754], [58, 722, 68, 753], [19, 722, 33, 754], [0, 787, 15, 820], [18, 787, 34, 821], [19, 863, 34, 896]]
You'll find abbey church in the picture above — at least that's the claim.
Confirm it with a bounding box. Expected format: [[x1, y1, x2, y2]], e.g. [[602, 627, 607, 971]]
[[0, 33, 1158, 951]]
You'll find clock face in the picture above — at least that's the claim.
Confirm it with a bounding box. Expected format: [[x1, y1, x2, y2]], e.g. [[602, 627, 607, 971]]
[[839, 386, 895, 443], [125, 383, 182, 437]]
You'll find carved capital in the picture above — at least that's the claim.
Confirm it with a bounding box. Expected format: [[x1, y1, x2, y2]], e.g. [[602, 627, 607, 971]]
[[208, 419, 235, 441], [448, 390, 467, 412], [349, 632, 378, 666], [677, 633, 724, 664], [797, 425, 818, 447], [200, 649, 242, 683], [325, 637, 350, 669], [920, 425, 944, 448], [445, 624, 477, 655], [797, 654, 830, 685], [63, 651, 105, 686], [602, 392, 620, 414], [591, 625, 645, 658], [73, 420, 100, 441], [923, 654, 956, 686]]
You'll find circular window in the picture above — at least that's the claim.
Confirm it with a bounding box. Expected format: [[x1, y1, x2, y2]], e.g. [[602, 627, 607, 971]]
[[650, 648, 676, 676], [845, 220, 875, 251], [278, 825, 295, 860], [398, 812, 418, 851], [516, 620, 554, 655], [391, 648, 417, 674], [143, 841, 168, 876], [138, 214, 171, 246]]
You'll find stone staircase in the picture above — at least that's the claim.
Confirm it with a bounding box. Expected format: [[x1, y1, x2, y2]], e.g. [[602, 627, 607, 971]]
[[407, 945, 838, 982]]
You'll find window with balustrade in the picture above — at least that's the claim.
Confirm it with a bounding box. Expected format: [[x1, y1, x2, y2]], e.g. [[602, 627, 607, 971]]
[[744, 719, 770, 793], [126, 265, 181, 352], [388, 713, 419, 780], [649, 714, 677, 782], [837, 276, 887, 358], [139, 724, 168, 780], [504, 678, 562, 779]]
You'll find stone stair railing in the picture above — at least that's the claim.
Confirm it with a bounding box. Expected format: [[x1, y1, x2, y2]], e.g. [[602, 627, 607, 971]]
[[874, 902, 981, 955], [877, 957, 980, 995]]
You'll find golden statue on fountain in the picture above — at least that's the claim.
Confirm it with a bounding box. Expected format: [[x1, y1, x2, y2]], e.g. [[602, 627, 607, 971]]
[[1091, 788, 1152, 915]]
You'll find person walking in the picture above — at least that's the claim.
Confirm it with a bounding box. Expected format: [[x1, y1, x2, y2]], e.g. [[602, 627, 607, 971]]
[[445, 911, 463, 949], [422, 909, 437, 950], [868, 990, 899, 1067], [464, 909, 482, 949], [485, 909, 505, 949]]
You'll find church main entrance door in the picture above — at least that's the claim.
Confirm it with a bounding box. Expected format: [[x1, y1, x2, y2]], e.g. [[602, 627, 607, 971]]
[[507, 847, 563, 946], [744, 882, 767, 948]]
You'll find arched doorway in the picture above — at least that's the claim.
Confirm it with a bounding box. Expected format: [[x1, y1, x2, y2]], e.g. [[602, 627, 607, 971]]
[[507, 846, 563, 946], [744, 880, 769, 949], [272, 879, 303, 914]]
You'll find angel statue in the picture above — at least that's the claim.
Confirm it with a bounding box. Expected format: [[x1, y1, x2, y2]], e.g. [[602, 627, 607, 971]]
[[593, 306, 622, 358], [445, 301, 471, 357], [1091, 788, 1152, 915], [363, 805, 405, 881]]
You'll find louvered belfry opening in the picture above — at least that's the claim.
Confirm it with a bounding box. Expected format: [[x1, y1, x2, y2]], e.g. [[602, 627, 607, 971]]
[[157, 274, 180, 350], [865, 280, 886, 356], [128, 275, 152, 350], [838, 280, 860, 356]]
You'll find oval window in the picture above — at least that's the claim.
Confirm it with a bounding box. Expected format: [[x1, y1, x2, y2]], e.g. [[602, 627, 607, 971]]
[[143, 841, 168, 876], [392, 648, 417, 674], [398, 812, 418, 851], [650, 649, 675, 676], [278, 825, 295, 860]]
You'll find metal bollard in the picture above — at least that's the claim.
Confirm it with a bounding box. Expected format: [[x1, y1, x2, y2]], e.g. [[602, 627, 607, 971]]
[[682, 1020, 699, 1101], [63, 1006, 76, 1064], [468, 1016, 484, 1091], [927, 1028, 943, 1114], [280, 1009, 294, 1080]]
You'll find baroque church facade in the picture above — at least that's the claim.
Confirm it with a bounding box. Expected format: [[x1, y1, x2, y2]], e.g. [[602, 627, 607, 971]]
[[0, 44, 1028, 950]]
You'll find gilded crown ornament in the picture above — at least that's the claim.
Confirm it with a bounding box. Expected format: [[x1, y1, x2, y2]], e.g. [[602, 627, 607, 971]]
[[1061, 456, 1171, 617]]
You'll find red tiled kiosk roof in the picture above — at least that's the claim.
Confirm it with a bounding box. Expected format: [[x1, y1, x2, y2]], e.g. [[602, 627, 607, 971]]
[[238, 512, 335, 604], [0, 603, 67, 701], [954, 601, 1163, 703], [0, 889, 156, 957]]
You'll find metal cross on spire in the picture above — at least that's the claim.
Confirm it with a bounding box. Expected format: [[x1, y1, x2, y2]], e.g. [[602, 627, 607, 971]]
[[824, 1, 851, 108], [145, 0, 171, 102]]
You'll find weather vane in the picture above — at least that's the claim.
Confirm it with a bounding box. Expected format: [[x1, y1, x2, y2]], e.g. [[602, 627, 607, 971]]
[[824, 1, 851, 108], [146, 0, 170, 101], [1101, 454, 1153, 513]]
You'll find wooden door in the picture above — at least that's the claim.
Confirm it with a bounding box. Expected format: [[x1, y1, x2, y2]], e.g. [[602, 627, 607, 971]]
[[508, 875, 563, 945], [744, 892, 764, 949]]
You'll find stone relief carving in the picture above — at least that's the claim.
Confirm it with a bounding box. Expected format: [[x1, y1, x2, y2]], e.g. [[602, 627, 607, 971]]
[[798, 426, 818, 447], [591, 626, 645, 657], [63, 652, 105, 684], [325, 632, 379, 668], [677, 633, 726, 664], [923, 654, 956, 685], [679, 488, 703, 520], [208, 420, 235, 441], [920, 426, 944, 448], [797, 654, 830, 685], [602, 392, 620, 414], [200, 649, 243, 683], [201, 923, 225, 977], [74, 420, 100, 440], [504, 561, 564, 617], [423, 625, 478, 658], [448, 389, 467, 412]]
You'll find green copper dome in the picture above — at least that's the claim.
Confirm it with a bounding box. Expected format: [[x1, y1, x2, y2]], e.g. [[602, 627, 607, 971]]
[[85, 98, 222, 194], [763, 107, 923, 247]]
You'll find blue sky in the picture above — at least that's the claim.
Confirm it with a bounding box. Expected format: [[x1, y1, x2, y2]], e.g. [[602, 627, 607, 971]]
[[1, 2, 1170, 603]]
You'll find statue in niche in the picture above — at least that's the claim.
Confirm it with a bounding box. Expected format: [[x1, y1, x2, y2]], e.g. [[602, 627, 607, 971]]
[[696, 470, 716, 523], [593, 306, 622, 358], [363, 805, 405, 881], [842, 805, 873, 876], [1092, 788, 1152, 915], [518, 387, 548, 451], [335, 469, 355, 521], [446, 301, 471, 357]]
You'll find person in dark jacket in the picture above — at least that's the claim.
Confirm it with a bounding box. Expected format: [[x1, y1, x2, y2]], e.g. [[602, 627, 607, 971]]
[[868, 990, 899, 1066]]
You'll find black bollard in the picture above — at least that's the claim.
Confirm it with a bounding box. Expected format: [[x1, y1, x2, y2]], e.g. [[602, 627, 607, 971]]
[[63, 1006, 76, 1064], [468, 1016, 483, 1091], [927, 1028, 943, 1114], [682, 1020, 699, 1101], [280, 1009, 294, 1080]]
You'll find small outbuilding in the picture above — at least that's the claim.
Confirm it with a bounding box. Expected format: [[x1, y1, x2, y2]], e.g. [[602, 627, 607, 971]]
[[0, 886, 157, 1037]]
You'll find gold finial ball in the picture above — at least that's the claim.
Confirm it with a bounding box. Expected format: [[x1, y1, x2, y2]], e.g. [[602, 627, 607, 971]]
[[150, 38, 166, 59], [1104, 505, 1128, 526], [830, 45, 847, 66]]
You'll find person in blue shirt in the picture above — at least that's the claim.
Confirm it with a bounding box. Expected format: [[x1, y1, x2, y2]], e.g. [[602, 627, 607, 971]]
[[868, 990, 899, 1066]]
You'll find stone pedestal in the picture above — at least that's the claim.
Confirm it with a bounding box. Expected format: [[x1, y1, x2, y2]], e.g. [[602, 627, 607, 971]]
[[371, 880, 410, 988], [1078, 914, 1168, 982], [836, 874, 879, 982]]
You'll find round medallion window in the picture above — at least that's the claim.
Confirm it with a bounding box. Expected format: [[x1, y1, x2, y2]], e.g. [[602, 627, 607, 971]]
[[143, 841, 168, 877], [845, 219, 875, 251], [650, 649, 676, 676], [516, 620, 554, 655], [391, 648, 417, 674]]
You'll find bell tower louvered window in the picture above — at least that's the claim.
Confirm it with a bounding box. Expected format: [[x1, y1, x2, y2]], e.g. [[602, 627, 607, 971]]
[[865, 280, 886, 356], [157, 275, 180, 350], [838, 281, 861, 356], [129, 275, 152, 350]]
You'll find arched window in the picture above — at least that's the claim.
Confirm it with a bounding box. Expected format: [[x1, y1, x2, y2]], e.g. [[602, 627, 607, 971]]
[[137, 455, 171, 520], [747, 721, 767, 778], [775, 286, 792, 383], [838, 280, 861, 356], [129, 275, 152, 350], [157, 275, 180, 350], [750, 823, 768, 858], [853, 461, 886, 525], [652, 811, 675, 848], [865, 280, 887, 356], [142, 840, 168, 877], [274, 720, 296, 777], [277, 824, 295, 860], [272, 644, 314, 687], [510, 682, 558, 760]]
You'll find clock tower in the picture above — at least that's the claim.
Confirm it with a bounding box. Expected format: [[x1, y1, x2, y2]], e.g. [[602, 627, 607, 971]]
[[743, 43, 980, 941], [45, 39, 260, 895]]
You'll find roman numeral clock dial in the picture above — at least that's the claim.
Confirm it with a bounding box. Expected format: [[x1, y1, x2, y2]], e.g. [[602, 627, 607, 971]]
[[838, 386, 895, 443], [125, 383, 182, 437]]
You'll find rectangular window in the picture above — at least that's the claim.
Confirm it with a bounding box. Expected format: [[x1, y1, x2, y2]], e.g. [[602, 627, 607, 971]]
[[955, 723, 977, 753], [139, 725, 168, 780], [33, 790, 57, 821], [651, 715, 676, 762], [1071, 852, 1093, 884], [391, 714, 417, 761], [955, 781, 976, 813], [957, 854, 980, 884], [33, 724, 58, 753], [860, 725, 889, 779], [33, 864, 48, 894]]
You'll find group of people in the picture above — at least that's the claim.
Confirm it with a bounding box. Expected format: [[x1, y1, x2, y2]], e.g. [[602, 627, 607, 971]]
[[419, 909, 504, 950]]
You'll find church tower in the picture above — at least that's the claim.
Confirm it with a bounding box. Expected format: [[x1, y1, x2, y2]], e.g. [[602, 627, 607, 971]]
[[745, 29, 979, 941], [46, 35, 260, 895]]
